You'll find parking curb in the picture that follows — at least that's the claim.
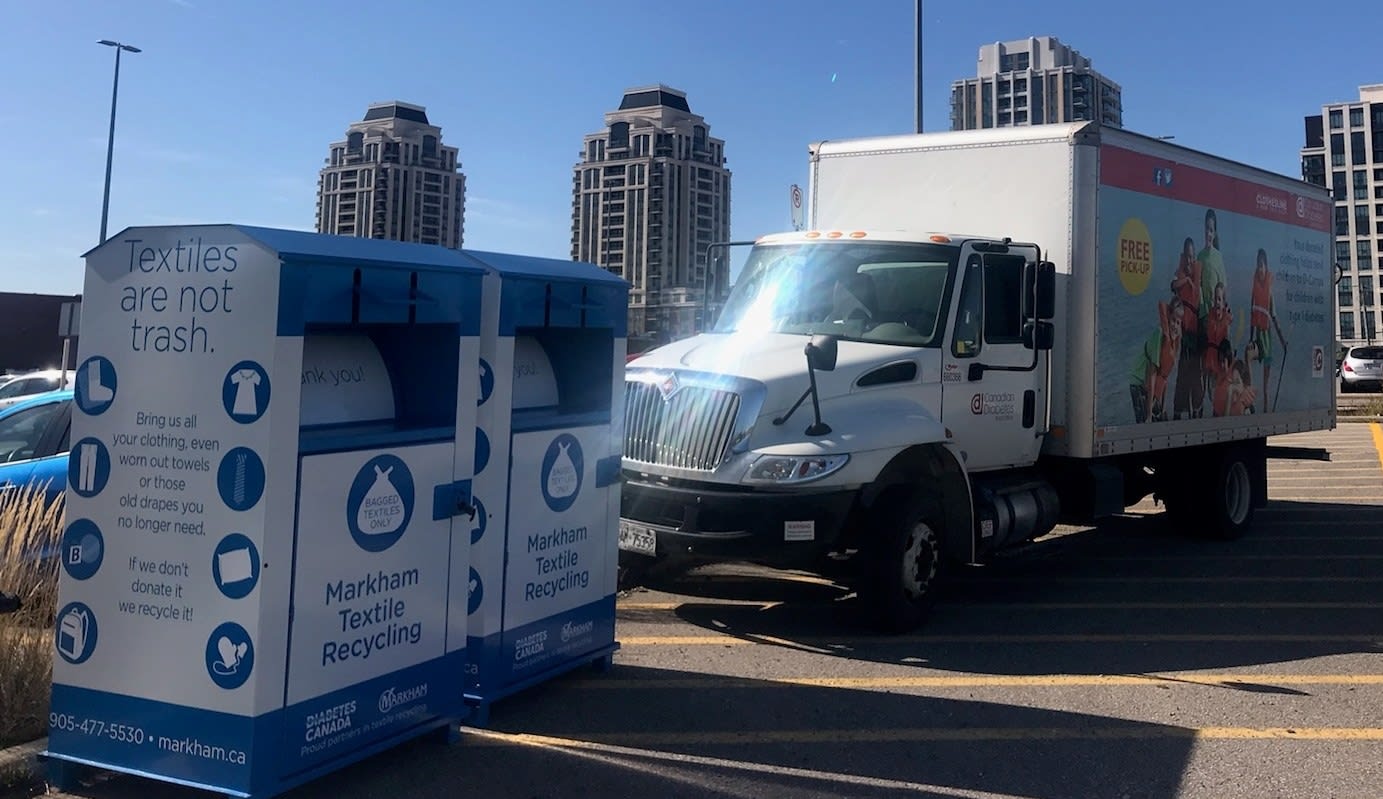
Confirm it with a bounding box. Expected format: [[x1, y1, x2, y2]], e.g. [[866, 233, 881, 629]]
[[0, 737, 44, 782]]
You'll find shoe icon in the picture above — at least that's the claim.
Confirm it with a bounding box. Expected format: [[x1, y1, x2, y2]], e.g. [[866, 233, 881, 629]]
[[85, 359, 113, 404], [76, 357, 117, 415]]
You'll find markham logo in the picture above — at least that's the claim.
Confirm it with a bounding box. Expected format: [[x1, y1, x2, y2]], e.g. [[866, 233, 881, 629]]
[[1256, 192, 1288, 215], [656, 372, 682, 402], [971, 393, 984, 415], [1295, 196, 1307, 218], [378, 683, 428, 714], [561, 620, 595, 642]]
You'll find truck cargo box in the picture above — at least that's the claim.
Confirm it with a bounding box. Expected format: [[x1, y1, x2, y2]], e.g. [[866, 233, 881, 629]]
[[808, 122, 1336, 459]]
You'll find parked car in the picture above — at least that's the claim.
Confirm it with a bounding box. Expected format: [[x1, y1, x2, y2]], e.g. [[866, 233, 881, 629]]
[[1339, 345, 1383, 392], [0, 390, 72, 506], [0, 369, 71, 411]]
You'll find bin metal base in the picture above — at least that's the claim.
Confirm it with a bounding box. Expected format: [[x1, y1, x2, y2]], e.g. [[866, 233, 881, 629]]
[[463, 642, 619, 728], [43, 715, 462, 799]]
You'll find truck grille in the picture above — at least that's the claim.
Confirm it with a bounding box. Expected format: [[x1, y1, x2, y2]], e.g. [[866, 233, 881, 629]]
[[624, 380, 742, 472]]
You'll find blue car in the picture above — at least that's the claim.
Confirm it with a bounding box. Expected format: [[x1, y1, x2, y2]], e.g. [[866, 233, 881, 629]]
[[0, 390, 73, 505]]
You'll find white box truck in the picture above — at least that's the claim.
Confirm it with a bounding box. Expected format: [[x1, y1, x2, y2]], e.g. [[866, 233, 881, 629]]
[[619, 122, 1337, 631]]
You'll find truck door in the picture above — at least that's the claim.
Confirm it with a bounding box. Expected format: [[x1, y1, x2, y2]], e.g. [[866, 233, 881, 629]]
[[940, 244, 1047, 472]]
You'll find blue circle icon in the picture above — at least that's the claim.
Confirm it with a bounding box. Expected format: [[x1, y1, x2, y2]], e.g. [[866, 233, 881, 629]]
[[74, 356, 117, 416], [347, 454, 414, 553], [467, 568, 483, 615], [59, 519, 104, 581], [212, 534, 261, 600], [217, 448, 266, 511], [206, 622, 254, 690], [477, 359, 495, 406], [540, 434, 584, 513], [67, 437, 111, 498], [222, 361, 271, 424], [475, 429, 490, 474], [470, 497, 487, 544], [55, 602, 98, 665]]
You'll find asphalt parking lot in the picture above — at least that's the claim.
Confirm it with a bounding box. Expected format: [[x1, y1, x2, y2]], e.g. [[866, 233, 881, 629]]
[[41, 423, 1383, 799]]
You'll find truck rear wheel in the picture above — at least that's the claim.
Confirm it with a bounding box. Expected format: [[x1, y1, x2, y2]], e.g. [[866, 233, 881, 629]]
[[1162, 446, 1258, 540], [857, 494, 944, 633], [1203, 449, 1256, 540]]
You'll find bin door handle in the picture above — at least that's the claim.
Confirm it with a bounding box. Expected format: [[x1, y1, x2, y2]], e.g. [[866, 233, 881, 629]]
[[595, 455, 623, 488], [432, 479, 475, 521]]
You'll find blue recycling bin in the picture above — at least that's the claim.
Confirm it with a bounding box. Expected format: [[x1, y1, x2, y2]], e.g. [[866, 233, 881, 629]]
[[457, 249, 628, 722], [45, 225, 488, 798]]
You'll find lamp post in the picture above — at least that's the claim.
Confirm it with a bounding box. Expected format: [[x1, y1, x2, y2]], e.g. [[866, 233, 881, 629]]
[[97, 39, 141, 244], [914, 0, 923, 133]]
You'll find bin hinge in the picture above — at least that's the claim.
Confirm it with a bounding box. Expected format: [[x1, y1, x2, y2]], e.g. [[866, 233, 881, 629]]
[[433, 480, 476, 521]]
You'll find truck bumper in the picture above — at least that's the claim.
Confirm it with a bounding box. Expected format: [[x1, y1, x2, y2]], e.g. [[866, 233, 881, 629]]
[[619, 476, 859, 568]]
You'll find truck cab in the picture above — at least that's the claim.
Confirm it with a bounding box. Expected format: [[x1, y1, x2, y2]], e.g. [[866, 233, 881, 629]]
[[619, 230, 1058, 630]]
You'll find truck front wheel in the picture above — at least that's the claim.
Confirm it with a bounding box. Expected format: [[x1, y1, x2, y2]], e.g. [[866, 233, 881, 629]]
[[857, 494, 944, 633]]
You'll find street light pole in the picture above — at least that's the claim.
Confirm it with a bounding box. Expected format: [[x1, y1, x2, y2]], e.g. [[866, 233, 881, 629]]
[[914, 0, 923, 134], [98, 39, 141, 244]]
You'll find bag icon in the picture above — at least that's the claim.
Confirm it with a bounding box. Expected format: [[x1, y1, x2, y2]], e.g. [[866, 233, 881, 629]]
[[546, 442, 578, 500], [357, 465, 405, 535]]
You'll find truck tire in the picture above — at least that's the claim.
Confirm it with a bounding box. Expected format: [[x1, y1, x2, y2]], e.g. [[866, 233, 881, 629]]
[[1162, 447, 1257, 541], [1201, 448, 1256, 540], [857, 493, 944, 633]]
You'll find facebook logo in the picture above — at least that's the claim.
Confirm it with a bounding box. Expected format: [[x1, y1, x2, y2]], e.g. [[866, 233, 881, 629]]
[[1153, 167, 1174, 187]]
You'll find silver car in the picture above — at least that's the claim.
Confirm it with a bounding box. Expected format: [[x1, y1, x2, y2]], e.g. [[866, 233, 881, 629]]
[[1340, 345, 1383, 392]]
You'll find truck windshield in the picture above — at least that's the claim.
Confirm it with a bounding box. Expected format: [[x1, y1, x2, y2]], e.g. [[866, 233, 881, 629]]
[[712, 241, 958, 347]]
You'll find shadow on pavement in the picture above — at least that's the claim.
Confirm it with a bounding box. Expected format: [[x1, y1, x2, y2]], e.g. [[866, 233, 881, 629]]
[[649, 500, 1383, 675], [33, 664, 1198, 799]]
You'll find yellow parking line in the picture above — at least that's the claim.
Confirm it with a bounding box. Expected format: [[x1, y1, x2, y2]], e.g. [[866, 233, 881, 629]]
[[620, 601, 783, 611], [621, 601, 1383, 611], [470, 727, 1383, 746], [618, 633, 1381, 646], [582, 674, 1383, 689], [1372, 422, 1383, 473]]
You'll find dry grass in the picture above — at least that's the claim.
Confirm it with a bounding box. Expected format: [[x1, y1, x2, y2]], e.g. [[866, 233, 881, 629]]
[[0, 483, 64, 749]]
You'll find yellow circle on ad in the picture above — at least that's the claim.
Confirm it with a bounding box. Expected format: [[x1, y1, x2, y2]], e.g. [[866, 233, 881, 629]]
[[1116, 218, 1153, 296]]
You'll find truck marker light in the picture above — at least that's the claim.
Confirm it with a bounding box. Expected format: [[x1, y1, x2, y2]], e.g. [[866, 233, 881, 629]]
[[849, 231, 867, 238], [929, 235, 952, 243], [826, 231, 843, 238], [805, 231, 822, 239]]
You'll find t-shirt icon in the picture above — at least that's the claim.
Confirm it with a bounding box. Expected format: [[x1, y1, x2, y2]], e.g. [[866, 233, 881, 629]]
[[222, 361, 271, 424]]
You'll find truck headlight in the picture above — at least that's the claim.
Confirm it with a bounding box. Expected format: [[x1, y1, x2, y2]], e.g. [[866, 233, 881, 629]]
[[743, 454, 850, 485]]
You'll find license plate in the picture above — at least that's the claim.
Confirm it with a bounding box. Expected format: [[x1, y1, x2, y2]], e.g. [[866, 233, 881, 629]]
[[618, 519, 657, 556]]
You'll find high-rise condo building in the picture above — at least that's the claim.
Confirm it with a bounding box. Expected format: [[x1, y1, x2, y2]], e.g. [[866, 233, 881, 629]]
[[571, 85, 731, 344], [949, 36, 1122, 131], [1301, 85, 1383, 345], [316, 101, 465, 248]]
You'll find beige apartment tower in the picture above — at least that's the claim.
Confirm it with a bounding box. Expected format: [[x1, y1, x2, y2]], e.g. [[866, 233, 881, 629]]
[[571, 85, 731, 345], [1301, 84, 1383, 346], [950, 36, 1122, 130], [316, 101, 465, 248]]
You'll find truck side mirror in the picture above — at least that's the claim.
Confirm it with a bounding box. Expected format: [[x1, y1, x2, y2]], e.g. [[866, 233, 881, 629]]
[[806, 334, 839, 372], [1026, 261, 1056, 320], [1024, 321, 1055, 351]]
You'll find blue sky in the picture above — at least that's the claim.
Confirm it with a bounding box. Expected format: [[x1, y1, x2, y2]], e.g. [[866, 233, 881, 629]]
[[2, 0, 1379, 296]]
